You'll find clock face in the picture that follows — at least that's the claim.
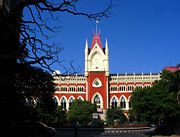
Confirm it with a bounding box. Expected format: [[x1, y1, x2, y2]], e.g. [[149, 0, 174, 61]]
[[92, 78, 102, 87]]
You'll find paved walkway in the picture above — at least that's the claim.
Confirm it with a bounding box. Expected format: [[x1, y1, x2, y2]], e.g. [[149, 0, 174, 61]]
[[55, 127, 155, 137]]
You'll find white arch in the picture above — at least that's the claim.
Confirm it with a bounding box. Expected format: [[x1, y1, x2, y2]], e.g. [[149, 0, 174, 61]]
[[128, 95, 131, 102], [91, 92, 103, 109], [77, 96, 84, 101], [128, 95, 132, 109], [89, 47, 104, 59], [68, 96, 75, 109], [110, 95, 118, 108], [119, 95, 128, 102], [110, 95, 118, 103], [60, 96, 67, 110], [119, 95, 128, 109], [68, 96, 75, 102], [53, 95, 60, 106], [60, 96, 67, 102]]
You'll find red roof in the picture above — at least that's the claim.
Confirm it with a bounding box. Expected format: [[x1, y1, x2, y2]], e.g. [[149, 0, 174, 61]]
[[90, 33, 103, 51], [164, 67, 180, 72]]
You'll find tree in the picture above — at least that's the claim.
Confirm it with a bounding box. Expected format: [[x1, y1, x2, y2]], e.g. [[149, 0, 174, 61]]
[[13, 65, 54, 119], [14, 65, 67, 126], [130, 80, 180, 131], [106, 107, 127, 124], [0, 0, 112, 129], [161, 68, 180, 103], [1, 0, 112, 71], [36, 104, 67, 127], [15, 65, 55, 99], [67, 100, 94, 126]]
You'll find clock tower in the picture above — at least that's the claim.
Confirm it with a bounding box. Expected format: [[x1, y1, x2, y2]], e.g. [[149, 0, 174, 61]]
[[85, 32, 109, 116]]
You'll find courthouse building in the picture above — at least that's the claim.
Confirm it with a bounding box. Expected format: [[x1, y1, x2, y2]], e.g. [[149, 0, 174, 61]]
[[53, 32, 161, 119]]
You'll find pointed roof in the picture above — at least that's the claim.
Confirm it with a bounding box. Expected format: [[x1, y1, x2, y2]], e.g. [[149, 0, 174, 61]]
[[90, 32, 103, 51]]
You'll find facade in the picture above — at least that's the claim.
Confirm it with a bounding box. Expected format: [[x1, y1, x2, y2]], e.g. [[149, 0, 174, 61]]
[[53, 32, 161, 120]]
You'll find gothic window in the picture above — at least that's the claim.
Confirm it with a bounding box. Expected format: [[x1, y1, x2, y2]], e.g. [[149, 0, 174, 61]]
[[69, 97, 74, 107], [120, 96, 126, 109], [119, 85, 126, 91], [77, 86, 84, 92], [55, 86, 59, 91], [111, 97, 117, 109], [77, 96, 83, 101], [94, 94, 101, 108], [127, 85, 134, 91], [53, 96, 59, 106], [61, 97, 66, 110], [110, 86, 117, 91], [144, 84, 151, 88], [69, 86, 76, 92], [61, 86, 67, 92]]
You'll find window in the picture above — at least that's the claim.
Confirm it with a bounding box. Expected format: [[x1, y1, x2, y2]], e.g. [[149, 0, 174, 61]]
[[55, 86, 59, 91], [53, 96, 58, 106], [120, 96, 126, 109], [136, 85, 142, 89], [69, 86, 76, 92], [69, 97, 74, 107], [61, 97, 66, 110], [61, 86, 67, 92], [77, 86, 84, 92], [77, 96, 83, 101], [94, 94, 101, 108], [119, 85, 126, 91], [111, 97, 117, 109], [144, 85, 151, 88], [110, 86, 118, 91], [127, 85, 134, 91]]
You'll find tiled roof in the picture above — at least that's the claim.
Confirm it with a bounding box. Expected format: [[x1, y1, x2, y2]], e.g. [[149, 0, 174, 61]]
[[164, 66, 180, 72]]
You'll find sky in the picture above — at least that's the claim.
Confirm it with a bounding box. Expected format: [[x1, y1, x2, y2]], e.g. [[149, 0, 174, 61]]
[[23, 0, 180, 74]]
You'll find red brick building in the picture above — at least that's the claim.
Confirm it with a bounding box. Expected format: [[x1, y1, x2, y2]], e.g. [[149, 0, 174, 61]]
[[53, 32, 161, 120]]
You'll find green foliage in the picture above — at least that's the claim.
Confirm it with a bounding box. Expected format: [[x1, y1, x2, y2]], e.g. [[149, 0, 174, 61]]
[[15, 65, 55, 99], [36, 105, 67, 127], [106, 107, 127, 124], [67, 100, 93, 126], [14, 65, 68, 127], [131, 74, 180, 126]]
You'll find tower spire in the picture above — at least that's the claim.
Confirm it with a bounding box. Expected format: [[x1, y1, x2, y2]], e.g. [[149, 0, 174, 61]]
[[105, 38, 109, 55]]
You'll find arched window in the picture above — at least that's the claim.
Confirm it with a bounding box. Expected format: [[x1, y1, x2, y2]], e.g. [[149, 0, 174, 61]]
[[53, 96, 59, 106], [110, 86, 117, 91], [94, 95, 100, 103], [111, 97, 117, 109], [119, 85, 126, 91], [77, 86, 84, 92], [61, 86, 67, 92], [94, 94, 101, 108], [61, 97, 66, 110], [69, 97, 74, 107], [120, 96, 126, 109], [144, 84, 151, 88], [127, 85, 134, 91]]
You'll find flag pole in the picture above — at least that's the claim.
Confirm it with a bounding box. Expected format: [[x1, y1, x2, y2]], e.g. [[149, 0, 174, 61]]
[[96, 21, 97, 34], [96, 20, 99, 34]]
